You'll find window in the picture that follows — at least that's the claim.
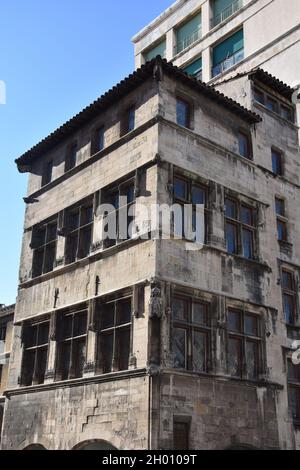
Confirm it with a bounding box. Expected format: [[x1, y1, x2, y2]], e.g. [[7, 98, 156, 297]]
[[144, 39, 166, 61], [288, 360, 300, 422], [225, 198, 257, 259], [21, 321, 49, 386], [65, 143, 77, 172], [265, 96, 278, 113], [281, 105, 293, 122], [253, 86, 294, 123], [173, 296, 211, 372], [32, 218, 58, 278], [65, 199, 94, 264], [272, 148, 283, 176], [282, 269, 297, 325], [0, 325, 6, 341], [253, 87, 264, 105], [57, 308, 87, 381], [173, 175, 208, 242], [275, 197, 288, 242], [173, 421, 190, 450], [238, 131, 252, 159], [97, 297, 132, 374], [121, 107, 135, 135], [183, 58, 202, 81], [176, 12, 202, 54], [227, 310, 261, 379], [211, 0, 243, 28], [102, 179, 136, 247], [176, 98, 190, 128], [42, 160, 53, 187], [97, 127, 104, 152], [212, 29, 244, 77]]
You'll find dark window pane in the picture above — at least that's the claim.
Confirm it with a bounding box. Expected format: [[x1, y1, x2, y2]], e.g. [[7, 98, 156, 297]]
[[282, 271, 293, 290], [266, 96, 278, 112], [173, 298, 188, 322], [228, 337, 242, 377], [27, 325, 38, 348], [35, 227, 47, 247], [47, 223, 57, 243], [37, 323, 49, 346], [81, 205, 93, 226], [32, 249, 44, 278], [238, 132, 250, 159], [225, 199, 237, 219], [0, 326, 6, 341], [61, 342, 71, 381], [66, 233, 79, 264], [174, 178, 188, 200], [226, 222, 237, 254], [69, 210, 80, 231], [176, 99, 189, 127], [174, 422, 189, 450], [288, 361, 300, 383], [67, 144, 77, 171], [126, 185, 135, 205], [246, 341, 258, 379], [241, 206, 253, 226], [277, 220, 287, 242], [193, 331, 207, 372], [116, 300, 132, 326], [245, 315, 258, 336], [254, 88, 264, 105], [78, 227, 92, 259], [284, 294, 295, 325], [73, 339, 86, 378], [43, 243, 56, 273], [193, 303, 207, 325], [272, 150, 282, 175], [62, 315, 73, 339], [275, 198, 285, 216], [35, 348, 48, 384], [242, 228, 253, 259], [117, 328, 130, 371], [191, 185, 206, 205], [228, 311, 241, 332], [128, 108, 135, 132], [281, 106, 292, 122], [42, 161, 53, 186], [97, 127, 104, 151], [101, 333, 114, 374], [101, 303, 115, 330], [173, 328, 186, 369], [23, 350, 35, 386], [288, 387, 300, 420], [74, 312, 87, 337]]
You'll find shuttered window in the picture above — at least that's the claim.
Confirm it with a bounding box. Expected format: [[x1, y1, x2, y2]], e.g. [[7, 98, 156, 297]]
[[212, 29, 244, 76], [176, 13, 202, 54]]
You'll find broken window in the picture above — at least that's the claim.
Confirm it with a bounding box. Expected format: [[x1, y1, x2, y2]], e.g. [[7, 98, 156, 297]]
[[21, 321, 49, 386], [275, 197, 288, 243], [173, 296, 210, 373], [32, 218, 58, 278], [97, 297, 132, 374], [173, 174, 208, 242], [65, 198, 94, 264], [57, 307, 87, 381], [225, 197, 257, 259], [288, 360, 300, 422], [282, 269, 297, 325], [227, 309, 262, 380]]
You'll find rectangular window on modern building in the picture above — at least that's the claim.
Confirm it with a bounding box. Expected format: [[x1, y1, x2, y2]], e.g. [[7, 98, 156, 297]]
[[97, 297, 132, 374], [31, 217, 58, 278], [173, 296, 211, 373], [56, 307, 87, 381], [227, 309, 262, 379], [212, 29, 244, 77], [183, 58, 202, 81], [225, 198, 257, 259], [282, 269, 297, 325], [144, 39, 166, 61], [65, 199, 94, 264], [176, 12, 202, 54], [288, 360, 300, 423], [21, 321, 50, 386], [211, 0, 243, 28]]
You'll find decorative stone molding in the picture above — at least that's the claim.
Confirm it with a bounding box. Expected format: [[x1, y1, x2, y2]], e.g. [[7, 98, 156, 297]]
[[149, 278, 163, 320]]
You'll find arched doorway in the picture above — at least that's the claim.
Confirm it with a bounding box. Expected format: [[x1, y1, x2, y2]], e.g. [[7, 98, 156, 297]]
[[73, 440, 117, 450], [24, 444, 47, 450]]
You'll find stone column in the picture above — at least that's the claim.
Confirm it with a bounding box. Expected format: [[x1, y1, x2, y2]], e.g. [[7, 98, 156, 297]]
[[202, 0, 211, 37], [166, 29, 176, 61], [84, 299, 97, 377], [44, 311, 59, 384]]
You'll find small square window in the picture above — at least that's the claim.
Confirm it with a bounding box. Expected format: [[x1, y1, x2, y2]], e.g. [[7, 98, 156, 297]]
[[281, 105, 293, 122], [225, 199, 237, 219], [228, 310, 242, 332]]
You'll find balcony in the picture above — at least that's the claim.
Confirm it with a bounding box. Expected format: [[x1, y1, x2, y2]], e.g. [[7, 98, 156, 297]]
[[212, 48, 244, 77], [211, 0, 243, 28], [176, 25, 202, 55]]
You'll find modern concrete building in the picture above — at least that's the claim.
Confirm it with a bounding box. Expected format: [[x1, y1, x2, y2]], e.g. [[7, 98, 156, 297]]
[[1, 57, 300, 450], [132, 0, 300, 85], [0, 304, 14, 443]]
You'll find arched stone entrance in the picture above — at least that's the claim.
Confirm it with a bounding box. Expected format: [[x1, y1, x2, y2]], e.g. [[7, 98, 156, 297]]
[[24, 444, 47, 450]]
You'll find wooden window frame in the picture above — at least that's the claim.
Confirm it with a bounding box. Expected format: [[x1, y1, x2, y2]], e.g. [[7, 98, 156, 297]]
[[225, 197, 257, 259], [21, 321, 50, 387], [65, 197, 94, 264], [172, 295, 211, 373], [32, 217, 58, 278], [227, 309, 262, 380]]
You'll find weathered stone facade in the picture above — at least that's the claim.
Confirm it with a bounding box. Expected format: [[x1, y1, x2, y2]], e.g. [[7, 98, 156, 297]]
[[1, 58, 300, 450]]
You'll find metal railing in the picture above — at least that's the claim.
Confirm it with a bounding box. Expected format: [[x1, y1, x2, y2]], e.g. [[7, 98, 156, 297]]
[[176, 26, 202, 54], [212, 48, 244, 77], [211, 0, 243, 28]]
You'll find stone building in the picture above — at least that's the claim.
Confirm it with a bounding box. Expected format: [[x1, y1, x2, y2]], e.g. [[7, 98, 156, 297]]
[[0, 304, 14, 443], [1, 57, 300, 450]]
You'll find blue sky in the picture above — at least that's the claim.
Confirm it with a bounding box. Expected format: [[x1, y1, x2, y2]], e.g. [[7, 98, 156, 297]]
[[0, 0, 172, 306]]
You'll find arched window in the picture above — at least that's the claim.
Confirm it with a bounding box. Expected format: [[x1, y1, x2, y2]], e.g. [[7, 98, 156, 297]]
[[73, 440, 117, 451]]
